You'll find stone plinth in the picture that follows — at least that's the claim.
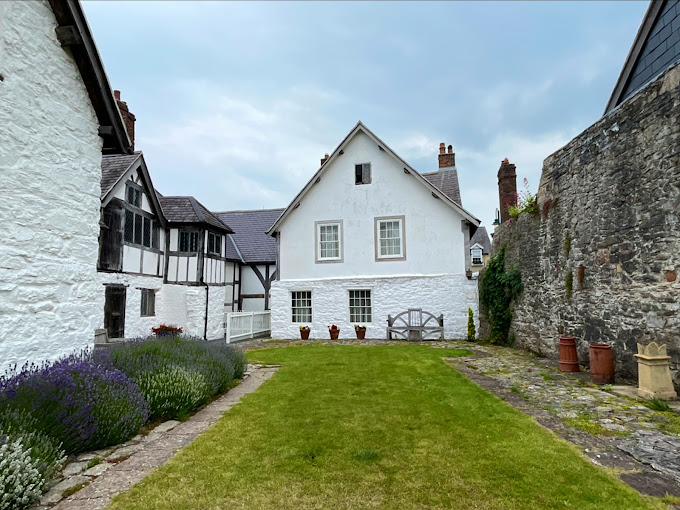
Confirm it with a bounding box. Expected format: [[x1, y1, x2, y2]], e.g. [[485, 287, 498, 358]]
[[635, 343, 677, 400]]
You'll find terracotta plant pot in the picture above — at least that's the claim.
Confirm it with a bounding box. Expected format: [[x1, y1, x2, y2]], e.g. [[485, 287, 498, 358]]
[[590, 343, 614, 384], [355, 329, 366, 339], [559, 336, 580, 372], [300, 329, 310, 340], [329, 329, 340, 340]]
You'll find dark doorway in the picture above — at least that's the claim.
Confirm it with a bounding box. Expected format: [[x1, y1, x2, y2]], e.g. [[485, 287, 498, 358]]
[[104, 285, 126, 338]]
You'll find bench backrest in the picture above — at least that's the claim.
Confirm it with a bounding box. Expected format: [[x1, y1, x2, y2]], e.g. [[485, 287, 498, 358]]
[[388, 308, 443, 328]]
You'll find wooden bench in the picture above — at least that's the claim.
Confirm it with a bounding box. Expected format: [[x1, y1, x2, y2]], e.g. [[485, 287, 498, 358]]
[[386, 308, 444, 341]]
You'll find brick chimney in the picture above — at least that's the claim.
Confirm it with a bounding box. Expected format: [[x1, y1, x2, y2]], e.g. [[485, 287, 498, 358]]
[[438, 142, 455, 169], [497, 158, 517, 223], [320, 153, 330, 166], [114, 90, 136, 151]]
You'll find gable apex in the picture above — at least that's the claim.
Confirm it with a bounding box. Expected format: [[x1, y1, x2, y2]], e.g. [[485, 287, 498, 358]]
[[267, 122, 480, 235]]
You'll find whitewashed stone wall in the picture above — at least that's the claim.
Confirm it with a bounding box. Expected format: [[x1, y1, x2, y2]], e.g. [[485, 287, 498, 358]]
[[270, 274, 478, 340], [95, 273, 164, 339], [206, 286, 226, 340], [0, 1, 103, 371], [95, 276, 226, 340]]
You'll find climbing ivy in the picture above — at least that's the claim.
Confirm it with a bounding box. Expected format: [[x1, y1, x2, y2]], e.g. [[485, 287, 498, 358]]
[[479, 246, 523, 346]]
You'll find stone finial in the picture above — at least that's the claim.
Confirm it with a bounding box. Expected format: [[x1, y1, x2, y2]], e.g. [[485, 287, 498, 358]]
[[635, 342, 677, 400], [636, 342, 668, 358]]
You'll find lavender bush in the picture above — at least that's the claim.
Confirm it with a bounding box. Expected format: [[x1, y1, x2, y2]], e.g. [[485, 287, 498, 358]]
[[0, 409, 65, 482], [0, 437, 43, 510], [0, 353, 148, 454], [101, 337, 247, 421]]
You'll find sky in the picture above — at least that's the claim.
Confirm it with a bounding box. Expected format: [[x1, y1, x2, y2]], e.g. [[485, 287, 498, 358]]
[[83, 1, 649, 229]]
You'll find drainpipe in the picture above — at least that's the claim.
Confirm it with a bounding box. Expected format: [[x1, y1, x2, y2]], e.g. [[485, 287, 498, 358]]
[[202, 280, 209, 340]]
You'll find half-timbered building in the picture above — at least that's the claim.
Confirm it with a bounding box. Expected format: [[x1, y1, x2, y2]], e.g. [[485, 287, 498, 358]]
[[216, 209, 282, 312]]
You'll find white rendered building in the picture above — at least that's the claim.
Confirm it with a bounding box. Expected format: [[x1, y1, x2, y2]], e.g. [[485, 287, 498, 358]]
[[267, 122, 481, 339]]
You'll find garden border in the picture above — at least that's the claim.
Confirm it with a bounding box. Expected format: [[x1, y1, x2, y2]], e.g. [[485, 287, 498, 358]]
[[43, 364, 279, 510]]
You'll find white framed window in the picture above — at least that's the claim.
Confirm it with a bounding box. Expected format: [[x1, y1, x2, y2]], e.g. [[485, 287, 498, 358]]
[[355, 163, 371, 185], [292, 291, 312, 323], [471, 248, 483, 266], [375, 216, 405, 261], [349, 290, 372, 323], [140, 289, 156, 317], [315, 221, 343, 263]]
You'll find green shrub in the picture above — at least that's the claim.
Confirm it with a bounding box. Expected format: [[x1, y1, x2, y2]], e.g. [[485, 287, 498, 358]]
[[479, 246, 523, 346], [466, 308, 476, 342], [137, 366, 209, 421], [97, 337, 247, 421], [0, 438, 43, 510], [644, 398, 673, 413]]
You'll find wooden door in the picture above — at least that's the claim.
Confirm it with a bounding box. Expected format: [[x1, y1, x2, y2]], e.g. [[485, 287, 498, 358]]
[[104, 285, 126, 338]]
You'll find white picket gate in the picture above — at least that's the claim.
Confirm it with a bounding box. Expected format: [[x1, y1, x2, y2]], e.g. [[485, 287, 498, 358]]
[[225, 311, 271, 343]]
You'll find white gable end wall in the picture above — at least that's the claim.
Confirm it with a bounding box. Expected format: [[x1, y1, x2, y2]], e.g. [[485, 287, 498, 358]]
[[0, 1, 103, 370], [277, 131, 468, 280], [271, 129, 477, 339]]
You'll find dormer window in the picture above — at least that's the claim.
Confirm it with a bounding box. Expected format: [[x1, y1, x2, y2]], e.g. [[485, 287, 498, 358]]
[[471, 248, 483, 266], [126, 185, 142, 208], [355, 163, 371, 185]]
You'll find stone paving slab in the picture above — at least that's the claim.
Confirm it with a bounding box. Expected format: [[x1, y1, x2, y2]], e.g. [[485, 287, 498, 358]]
[[44, 365, 278, 510], [445, 344, 680, 499]]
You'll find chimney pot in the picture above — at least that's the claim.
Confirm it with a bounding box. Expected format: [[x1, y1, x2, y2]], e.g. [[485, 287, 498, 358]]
[[438, 142, 455, 169], [113, 89, 136, 151]]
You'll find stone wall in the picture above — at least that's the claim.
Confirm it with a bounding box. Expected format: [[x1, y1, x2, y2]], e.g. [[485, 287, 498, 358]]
[[0, 1, 103, 371], [488, 63, 680, 383], [271, 274, 479, 340]]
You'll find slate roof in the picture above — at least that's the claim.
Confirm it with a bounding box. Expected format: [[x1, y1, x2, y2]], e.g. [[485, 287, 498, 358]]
[[159, 196, 233, 233], [421, 169, 462, 207], [470, 226, 491, 254], [101, 153, 140, 198], [215, 209, 283, 264]]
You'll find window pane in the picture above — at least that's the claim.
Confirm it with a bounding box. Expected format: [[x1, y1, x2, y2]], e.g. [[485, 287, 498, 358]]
[[179, 231, 188, 252], [134, 213, 143, 245], [190, 232, 198, 252], [215, 236, 221, 255], [124, 210, 134, 242], [349, 290, 372, 323], [292, 291, 312, 323], [355, 164, 363, 185], [152, 222, 159, 249], [378, 220, 401, 257], [143, 217, 151, 247], [319, 224, 339, 259], [208, 233, 215, 253]]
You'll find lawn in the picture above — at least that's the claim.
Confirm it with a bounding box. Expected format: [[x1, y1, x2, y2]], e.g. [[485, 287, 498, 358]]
[[108, 345, 658, 509]]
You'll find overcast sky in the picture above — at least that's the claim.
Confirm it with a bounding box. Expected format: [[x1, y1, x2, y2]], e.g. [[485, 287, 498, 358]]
[[83, 1, 648, 228]]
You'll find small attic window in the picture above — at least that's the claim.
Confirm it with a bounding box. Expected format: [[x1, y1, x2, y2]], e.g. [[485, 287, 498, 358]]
[[355, 163, 371, 185]]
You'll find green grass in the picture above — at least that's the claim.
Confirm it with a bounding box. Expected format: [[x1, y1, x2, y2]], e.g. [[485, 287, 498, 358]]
[[108, 345, 658, 510], [564, 413, 629, 437]]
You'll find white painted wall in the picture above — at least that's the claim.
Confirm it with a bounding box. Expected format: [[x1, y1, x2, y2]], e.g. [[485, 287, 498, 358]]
[[96, 274, 226, 340], [277, 131, 468, 280], [270, 274, 479, 340], [95, 273, 164, 339], [0, 1, 103, 371]]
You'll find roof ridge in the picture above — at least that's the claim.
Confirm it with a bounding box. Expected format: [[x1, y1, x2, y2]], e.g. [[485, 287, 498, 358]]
[[215, 208, 285, 214]]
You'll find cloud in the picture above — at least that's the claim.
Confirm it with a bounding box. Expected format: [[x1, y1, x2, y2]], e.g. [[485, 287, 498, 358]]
[[456, 130, 576, 228], [138, 80, 346, 211]]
